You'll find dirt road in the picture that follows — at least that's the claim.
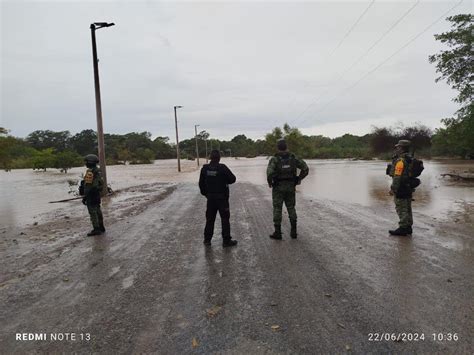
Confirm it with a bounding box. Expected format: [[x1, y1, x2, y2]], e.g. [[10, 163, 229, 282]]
[[0, 182, 472, 353]]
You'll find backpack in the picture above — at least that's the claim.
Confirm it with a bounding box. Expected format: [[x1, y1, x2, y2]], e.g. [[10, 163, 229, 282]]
[[408, 157, 424, 178], [405, 156, 423, 189]]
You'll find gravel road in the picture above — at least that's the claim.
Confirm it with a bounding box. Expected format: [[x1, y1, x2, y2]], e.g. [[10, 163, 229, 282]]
[[0, 182, 472, 353]]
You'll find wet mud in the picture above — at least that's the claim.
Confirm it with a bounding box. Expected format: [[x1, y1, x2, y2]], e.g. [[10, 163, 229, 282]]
[[0, 177, 472, 353]]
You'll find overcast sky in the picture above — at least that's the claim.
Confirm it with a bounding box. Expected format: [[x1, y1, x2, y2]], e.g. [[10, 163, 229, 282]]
[[1, 0, 470, 140]]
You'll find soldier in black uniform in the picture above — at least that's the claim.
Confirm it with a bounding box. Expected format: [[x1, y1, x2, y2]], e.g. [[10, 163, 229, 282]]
[[199, 150, 237, 247]]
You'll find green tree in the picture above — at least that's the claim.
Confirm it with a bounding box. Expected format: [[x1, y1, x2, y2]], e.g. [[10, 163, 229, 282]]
[[230, 134, 256, 157], [26, 130, 71, 152], [117, 148, 132, 163], [264, 126, 283, 154], [104, 133, 126, 163], [131, 148, 155, 164], [152, 136, 175, 159], [0, 135, 17, 170], [54, 150, 83, 173], [0, 134, 38, 170], [69, 130, 97, 156], [125, 132, 152, 151], [399, 125, 432, 154], [31, 148, 55, 171], [429, 14, 473, 158]]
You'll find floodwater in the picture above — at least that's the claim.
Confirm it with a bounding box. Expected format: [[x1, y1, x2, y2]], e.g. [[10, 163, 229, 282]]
[[1, 157, 473, 230]]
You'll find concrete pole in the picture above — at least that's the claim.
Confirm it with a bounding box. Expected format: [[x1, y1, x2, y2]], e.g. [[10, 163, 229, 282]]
[[90, 24, 108, 195], [174, 106, 181, 172], [194, 124, 200, 167]]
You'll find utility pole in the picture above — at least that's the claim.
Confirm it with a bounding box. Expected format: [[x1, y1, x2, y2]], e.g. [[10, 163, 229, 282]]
[[205, 137, 208, 163], [90, 22, 114, 196], [194, 124, 200, 167], [174, 106, 182, 172]]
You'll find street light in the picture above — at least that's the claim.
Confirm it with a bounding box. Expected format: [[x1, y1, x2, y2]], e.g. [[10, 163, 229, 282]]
[[194, 124, 200, 167], [90, 21, 114, 195], [174, 106, 183, 172]]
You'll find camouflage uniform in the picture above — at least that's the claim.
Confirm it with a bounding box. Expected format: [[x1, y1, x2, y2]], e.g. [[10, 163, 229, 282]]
[[267, 152, 309, 232], [82, 166, 104, 232], [390, 152, 413, 229]]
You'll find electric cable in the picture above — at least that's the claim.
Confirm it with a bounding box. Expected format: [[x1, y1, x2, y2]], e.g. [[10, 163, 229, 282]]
[[281, 0, 376, 121], [295, 0, 464, 129]]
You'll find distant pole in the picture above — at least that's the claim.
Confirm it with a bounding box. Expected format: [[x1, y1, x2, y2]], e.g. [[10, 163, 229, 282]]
[[174, 106, 182, 172], [194, 124, 200, 167], [90, 22, 114, 195], [205, 138, 208, 163]]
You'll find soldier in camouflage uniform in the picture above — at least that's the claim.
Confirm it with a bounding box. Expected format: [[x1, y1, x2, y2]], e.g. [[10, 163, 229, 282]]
[[267, 139, 309, 240], [388, 140, 414, 236], [79, 154, 105, 236]]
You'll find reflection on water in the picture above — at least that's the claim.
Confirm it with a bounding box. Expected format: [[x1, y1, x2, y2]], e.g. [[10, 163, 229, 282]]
[[1, 157, 473, 229]]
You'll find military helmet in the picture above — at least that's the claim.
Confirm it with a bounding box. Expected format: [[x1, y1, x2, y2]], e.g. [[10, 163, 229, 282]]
[[84, 154, 99, 163], [395, 140, 411, 148], [277, 139, 287, 151]]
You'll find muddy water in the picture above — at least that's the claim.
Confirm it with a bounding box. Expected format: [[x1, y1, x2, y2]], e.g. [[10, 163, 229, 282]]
[[1, 157, 473, 230], [228, 157, 474, 225]]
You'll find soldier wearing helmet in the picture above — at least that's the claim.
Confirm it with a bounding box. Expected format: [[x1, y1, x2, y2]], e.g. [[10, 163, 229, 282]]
[[267, 139, 309, 240], [79, 154, 105, 236], [388, 140, 414, 236]]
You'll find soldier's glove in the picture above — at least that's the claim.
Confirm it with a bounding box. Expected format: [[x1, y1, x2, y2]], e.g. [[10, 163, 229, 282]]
[[294, 176, 301, 186], [82, 197, 87, 205]]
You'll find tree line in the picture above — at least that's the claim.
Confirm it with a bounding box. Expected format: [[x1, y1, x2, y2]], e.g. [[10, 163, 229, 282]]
[[1, 120, 469, 173]]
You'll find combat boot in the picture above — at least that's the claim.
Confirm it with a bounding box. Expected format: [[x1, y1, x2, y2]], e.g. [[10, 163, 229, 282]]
[[290, 221, 297, 239], [269, 225, 282, 240], [223, 239, 238, 247], [203, 238, 212, 246], [389, 227, 411, 236], [87, 229, 102, 236], [99, 225, 106, 233]]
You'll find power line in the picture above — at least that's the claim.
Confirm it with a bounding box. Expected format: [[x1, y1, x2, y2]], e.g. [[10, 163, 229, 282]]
[[329, 0, 376, 58], [334, 0, 420, 82], [292, 0, 420, 126], [296, 0, 464, 129], [281, 0, 376, 121]]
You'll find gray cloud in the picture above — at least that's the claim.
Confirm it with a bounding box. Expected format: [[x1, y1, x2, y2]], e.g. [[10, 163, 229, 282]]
[[1, 0, 469, 140]]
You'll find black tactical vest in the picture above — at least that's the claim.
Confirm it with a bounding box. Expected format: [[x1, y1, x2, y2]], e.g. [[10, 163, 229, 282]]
[[276, 153, 297, 180], [205, 164, 229, 198]]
